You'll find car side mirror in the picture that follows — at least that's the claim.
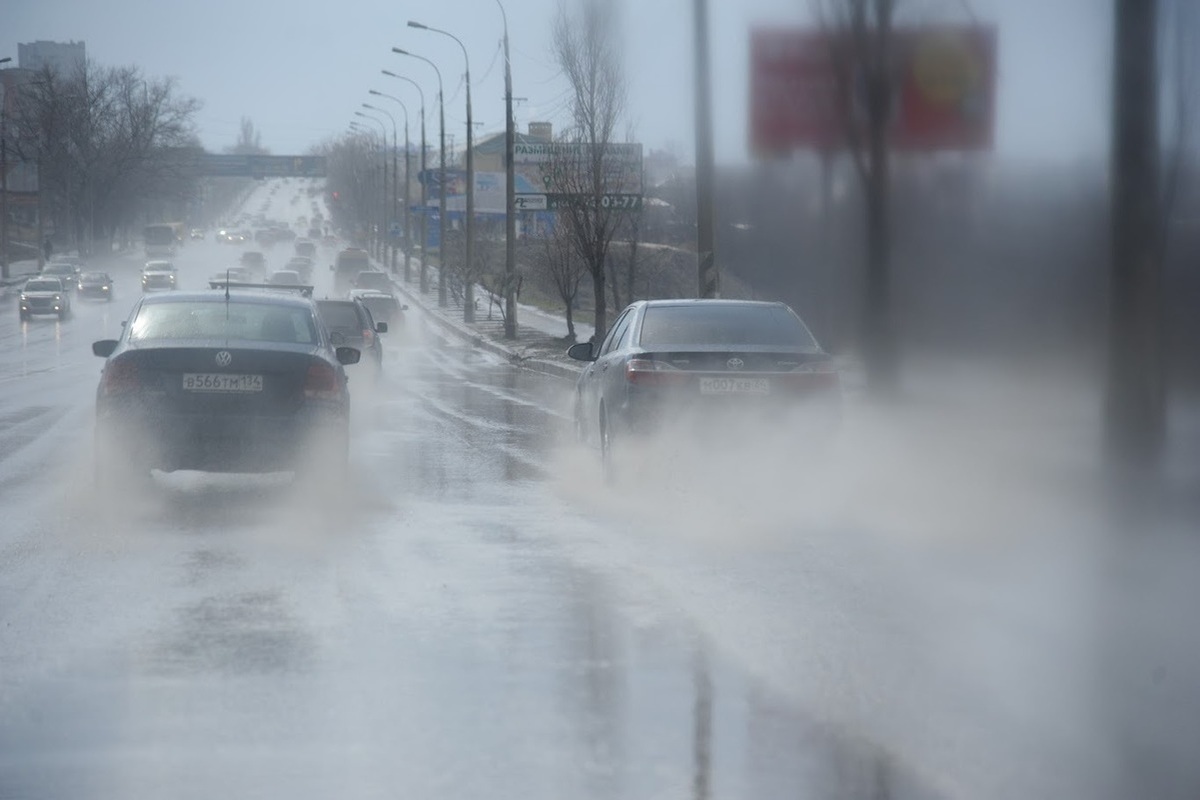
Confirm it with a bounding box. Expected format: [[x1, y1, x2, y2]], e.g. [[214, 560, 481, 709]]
[[375, 322, 388, 334], [567, 342, 596, 362], [92, 339, 119, 358], [336, 346, 361, 366]]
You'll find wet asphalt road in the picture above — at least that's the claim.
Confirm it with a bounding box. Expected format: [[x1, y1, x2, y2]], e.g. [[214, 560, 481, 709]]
[[1, 181, 1198, 800]]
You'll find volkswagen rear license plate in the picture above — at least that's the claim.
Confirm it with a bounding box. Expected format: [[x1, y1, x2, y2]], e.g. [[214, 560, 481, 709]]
[[699, 377, 769, 395], [183, 373, 263, 393]]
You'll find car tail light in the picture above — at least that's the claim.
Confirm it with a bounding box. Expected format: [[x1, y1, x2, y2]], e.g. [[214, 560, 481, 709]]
[[784, 361, 840, 390], [304, 361, 341, 399], [362, 328, 374, 344], [101, 359, 140, 395], [625, 358, 688, 386]]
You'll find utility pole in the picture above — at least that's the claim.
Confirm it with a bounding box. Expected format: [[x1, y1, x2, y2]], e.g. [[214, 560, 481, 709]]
[[0, 56, 8, 280], [1106, 0, 1165, 469], [1, 106, 8, 281], [498, 0, 518, 338], [694, 0, 719, 298]]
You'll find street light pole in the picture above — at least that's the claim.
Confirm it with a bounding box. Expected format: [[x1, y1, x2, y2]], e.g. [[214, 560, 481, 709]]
[[409, 21, 475, 323], [0, 56, 12, 281], [381, 70, 428, 292], [694, 0, 719, 299], [496, 0, 517, 339], [393, 47, 447, 307], [370, 91, 411, 282], [363, 103, 398, 275]]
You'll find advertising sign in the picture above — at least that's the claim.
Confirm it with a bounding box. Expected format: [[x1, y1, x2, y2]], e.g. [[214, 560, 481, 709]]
[[513, 142, 643, 211], [749, 25, 996, 155]]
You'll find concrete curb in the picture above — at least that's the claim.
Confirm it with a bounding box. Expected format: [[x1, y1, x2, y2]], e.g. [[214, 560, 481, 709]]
[[379, 260, 583, 384]]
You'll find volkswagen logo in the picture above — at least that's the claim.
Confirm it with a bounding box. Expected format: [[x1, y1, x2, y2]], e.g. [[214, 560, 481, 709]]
[[726, 358, 744, 370], [215, 350, 233, 367]]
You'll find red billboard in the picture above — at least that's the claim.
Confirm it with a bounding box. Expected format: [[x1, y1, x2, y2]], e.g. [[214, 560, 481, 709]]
[[749, 25, 997, 156]]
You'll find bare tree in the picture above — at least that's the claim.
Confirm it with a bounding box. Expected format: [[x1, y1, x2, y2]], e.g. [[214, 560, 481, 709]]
[[227, 117, 268, 155], [11, 62, 200, 253], [549, 0, 631, 343], [536, 221, 588, 342], [818, 0, 898, 393]]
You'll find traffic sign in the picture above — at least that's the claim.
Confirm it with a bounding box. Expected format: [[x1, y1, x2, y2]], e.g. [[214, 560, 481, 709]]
[[514, 194, 548, 211]]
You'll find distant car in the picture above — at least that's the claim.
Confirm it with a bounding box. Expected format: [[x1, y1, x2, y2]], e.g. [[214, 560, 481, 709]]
[[42, 262, 81, 291], [19, 277, 71, 320], [349, 290, 407, 329], [142, 260, 177, 292], [190, 228, 205, 240], [267, 269, 303, 286], [307, 226, 323, 240], [239, 251, 267, 276], [331, 248, 371, 294], [77, 271, 114, 301], [568, 300, 840, 471], [91, 289, 360, 482], [294, 239, 317, 260], [209, 267, 253, 285], [285, 256, 315, 281], [352, 270, 392, 293], [315, 298, 386, 377]]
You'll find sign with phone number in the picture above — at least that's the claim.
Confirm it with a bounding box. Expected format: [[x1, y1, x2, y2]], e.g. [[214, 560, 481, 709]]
[[544, 194, 643, 211]]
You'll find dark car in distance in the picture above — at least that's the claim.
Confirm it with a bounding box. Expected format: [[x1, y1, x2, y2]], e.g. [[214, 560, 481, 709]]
[[352, 270, 392, 293], [315, 298, 386, 377], [91, 290, 361, 481], [331, 248, 371, 294], [42, 262, 81, 292], [77, 271, 114, 301], [349, 290, 407, 330], [568, 299, 840, 469]]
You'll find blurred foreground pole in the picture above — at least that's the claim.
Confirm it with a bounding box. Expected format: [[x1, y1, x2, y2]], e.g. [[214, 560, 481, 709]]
[[498, 0, 518, 339], [1106, 0, 1164, 470], [693, 0, 719, 298]]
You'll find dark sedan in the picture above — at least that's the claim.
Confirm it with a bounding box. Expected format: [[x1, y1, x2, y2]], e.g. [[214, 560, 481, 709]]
[[568, 299, 840, 469], [315, 298, 387, 378], [77, 271, 114, 301], [92, 290, 361, 483]]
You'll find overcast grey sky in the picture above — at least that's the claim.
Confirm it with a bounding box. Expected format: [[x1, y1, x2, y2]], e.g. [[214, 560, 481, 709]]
[[5, 0, 1110, 164]]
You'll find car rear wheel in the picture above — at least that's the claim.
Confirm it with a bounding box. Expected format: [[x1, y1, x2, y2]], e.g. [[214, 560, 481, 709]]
[[599, 406, 616, 485], [573, 395, 587, 444]]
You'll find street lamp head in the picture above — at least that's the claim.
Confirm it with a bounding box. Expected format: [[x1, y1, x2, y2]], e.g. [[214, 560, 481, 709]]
[[369, 89, 382, 96], [354, 111, 368, 118], [361, 103, 374, 110], [407, 21, 428, 30], [381, 69, 397, 77], [391, 47, 409, 56], [0, 57, 11, 66]]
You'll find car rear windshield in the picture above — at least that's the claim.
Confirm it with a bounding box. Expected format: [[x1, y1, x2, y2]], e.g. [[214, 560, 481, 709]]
[[359, 296, 398, 321], [44, 265, 73, 274], [80, 272, 107, 281], [129, 301, 318, 344], [25, 280, 61, 292], [337, 253, 369, 270], [356, 272, 390, 289], [316, 301, 364, 332], [638, 305, 819, 350]]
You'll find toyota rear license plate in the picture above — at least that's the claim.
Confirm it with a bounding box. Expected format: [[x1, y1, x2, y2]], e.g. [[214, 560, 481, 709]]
[[699, 377, 769, 395], [183, 373, 263, 393]]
